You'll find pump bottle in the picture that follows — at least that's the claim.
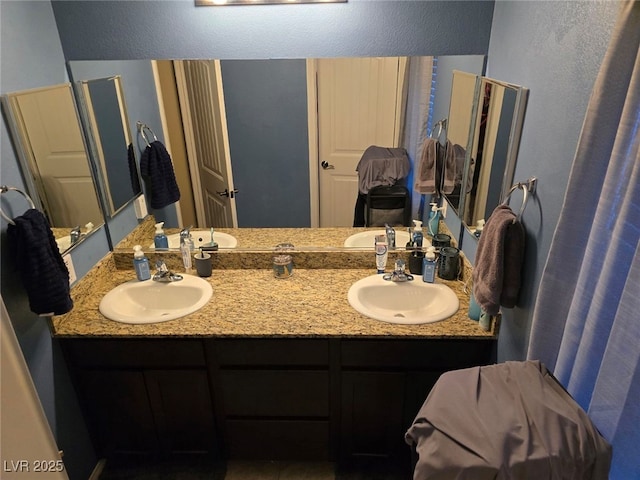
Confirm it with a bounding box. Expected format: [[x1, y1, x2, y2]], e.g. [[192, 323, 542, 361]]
[[412, 220, 424, 248], [133, 245, 151, 281], [154, 222, 169, 249], [422, 246, 437, 283], [428, 203, 443, 237]]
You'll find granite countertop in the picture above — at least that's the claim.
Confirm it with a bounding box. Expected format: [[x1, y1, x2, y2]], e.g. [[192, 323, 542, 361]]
[[51, 254, 497, 339]]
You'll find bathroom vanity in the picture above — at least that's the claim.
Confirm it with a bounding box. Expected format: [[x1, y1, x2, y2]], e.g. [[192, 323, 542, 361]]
[[52, 226, 497, 471]]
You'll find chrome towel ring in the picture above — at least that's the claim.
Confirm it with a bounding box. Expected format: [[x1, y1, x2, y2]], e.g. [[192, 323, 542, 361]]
[[502, 177, 537, 222], [0, 185, 36, 225], [137, 121, 158, 147]]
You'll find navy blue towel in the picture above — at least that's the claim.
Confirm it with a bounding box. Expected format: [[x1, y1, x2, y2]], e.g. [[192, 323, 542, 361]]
[[7, 209, 73, 316], [140, 140, 181, 209]]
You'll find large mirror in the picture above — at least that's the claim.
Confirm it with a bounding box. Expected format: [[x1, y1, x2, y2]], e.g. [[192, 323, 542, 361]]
[[2, 83, 105, 253], [74, 75, 142, 217], [68, 56, 488, 251], [444, 71, 528, 235]]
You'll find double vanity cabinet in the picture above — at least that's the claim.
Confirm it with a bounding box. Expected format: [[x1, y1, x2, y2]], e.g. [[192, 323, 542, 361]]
[[52, 229, 498, 471]]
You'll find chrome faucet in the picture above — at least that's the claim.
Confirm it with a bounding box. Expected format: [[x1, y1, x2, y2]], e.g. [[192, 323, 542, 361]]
[[70, 226, 82, 244], [180, 225, 194, 250], [385, 224, 396, 250], [152, 260, 183, 282], [179, 225, 192, 244], [383, 259, 414, 282]]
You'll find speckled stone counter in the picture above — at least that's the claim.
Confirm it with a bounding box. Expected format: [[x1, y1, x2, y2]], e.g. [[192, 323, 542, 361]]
[[51, 254, 496, 339]]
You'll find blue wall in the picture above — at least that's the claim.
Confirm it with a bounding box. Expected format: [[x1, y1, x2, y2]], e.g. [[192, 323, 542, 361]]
[[484, 0, 619, 362], [221, 59, 310, 227], [0, 2, 98, 478]]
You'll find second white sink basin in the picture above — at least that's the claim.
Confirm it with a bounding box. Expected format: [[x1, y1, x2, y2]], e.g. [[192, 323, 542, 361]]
[[151, 230, 237, 249], [99, 274, 213, 324], [344, 230, 414, 248], [347, 274, 459, 325]]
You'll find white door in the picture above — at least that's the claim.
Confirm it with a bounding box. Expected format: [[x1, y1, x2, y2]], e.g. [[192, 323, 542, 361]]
[[13, 84, 102, 228], [316, 57, 407, 227], [174, 60, 237, 228]]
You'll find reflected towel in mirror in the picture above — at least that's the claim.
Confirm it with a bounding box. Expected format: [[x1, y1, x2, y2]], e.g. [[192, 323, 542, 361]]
[[140, 140, 181, 209]]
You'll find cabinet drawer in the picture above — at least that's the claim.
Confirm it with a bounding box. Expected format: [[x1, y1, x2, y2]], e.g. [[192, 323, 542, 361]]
[[212, 339, 329, 366], [225, 419, 330, 460], [62, 339, 206, 368], [341, 339, 495, 369], [220, 370, 329, 417]]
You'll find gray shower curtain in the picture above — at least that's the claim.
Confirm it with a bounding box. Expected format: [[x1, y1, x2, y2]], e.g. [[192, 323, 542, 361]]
[[527, 2, 640, 478]]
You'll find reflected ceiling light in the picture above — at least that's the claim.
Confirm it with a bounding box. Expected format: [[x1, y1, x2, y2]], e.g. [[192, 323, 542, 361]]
[[196, 0, 346, 5]]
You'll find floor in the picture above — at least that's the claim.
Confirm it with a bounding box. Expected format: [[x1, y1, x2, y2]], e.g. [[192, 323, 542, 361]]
[[99, 459, 410, 480]]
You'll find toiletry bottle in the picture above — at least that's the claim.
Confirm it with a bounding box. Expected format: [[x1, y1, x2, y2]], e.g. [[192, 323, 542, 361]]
[[154, 222, 169, 249], [412, 220, 424, 248], [133, 245, 151, 281], [428, 203, 441, 237], [422, 246, 437, 283], [375, 234, 388, 274]]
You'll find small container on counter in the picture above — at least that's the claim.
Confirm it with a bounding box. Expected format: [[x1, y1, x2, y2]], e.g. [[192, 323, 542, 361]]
[[273, 254, 293, 279], [438, 246, 461, 280]]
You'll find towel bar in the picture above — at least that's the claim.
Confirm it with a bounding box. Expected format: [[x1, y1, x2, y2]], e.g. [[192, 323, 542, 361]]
[[0, 185, 36, 225]]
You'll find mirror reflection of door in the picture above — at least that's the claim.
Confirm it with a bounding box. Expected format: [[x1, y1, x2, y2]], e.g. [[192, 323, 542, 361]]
[[173, 60, 237, 228], [7, 84, 102, 228], [316, 57, 408, 227]]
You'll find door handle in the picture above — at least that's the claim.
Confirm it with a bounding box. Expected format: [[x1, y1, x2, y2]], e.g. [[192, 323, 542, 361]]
[[217, 188, 239, 198], [321, 161, 335, 170]]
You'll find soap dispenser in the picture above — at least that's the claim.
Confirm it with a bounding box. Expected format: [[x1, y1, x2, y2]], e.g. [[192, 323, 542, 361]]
[[154, 222, 169, 250], [422, 246, 437, 283], [133, 245, 151, 281], [412, 220, 424, 248], [428, 203, 442, 237]]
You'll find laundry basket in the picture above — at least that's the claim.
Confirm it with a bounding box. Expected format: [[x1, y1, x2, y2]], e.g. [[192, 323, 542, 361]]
[[405, 361, 611, 480]]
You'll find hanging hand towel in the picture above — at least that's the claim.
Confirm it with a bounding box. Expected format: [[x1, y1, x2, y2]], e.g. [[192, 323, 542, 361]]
[[472, 204, 525, 315], [7, 209, 73, 316], [442, 141, 466, 195], [414, 138, 438, 194], [140, 140, 181, 209]]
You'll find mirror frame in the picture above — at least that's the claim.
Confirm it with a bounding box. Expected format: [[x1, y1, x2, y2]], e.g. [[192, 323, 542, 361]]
[[446, 73, 528, 247]]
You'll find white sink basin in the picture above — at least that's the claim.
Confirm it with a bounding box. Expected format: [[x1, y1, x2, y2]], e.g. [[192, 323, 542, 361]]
[[347, 274, 459, 325], [343, 230, 416, 248], [151, 230, 237, 249], [56, 235, 72, 252], [99, 274, 213, 324]]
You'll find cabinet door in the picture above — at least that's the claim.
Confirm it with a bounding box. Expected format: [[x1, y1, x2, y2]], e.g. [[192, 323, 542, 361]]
[[340, 371, 406, 461], [77, 370, 159, 458], [145, 369, 218, 457]]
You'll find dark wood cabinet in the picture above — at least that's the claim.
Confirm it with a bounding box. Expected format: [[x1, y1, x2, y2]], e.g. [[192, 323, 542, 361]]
[[62, 339, 220, 463], [61, 336, 495, 468]]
